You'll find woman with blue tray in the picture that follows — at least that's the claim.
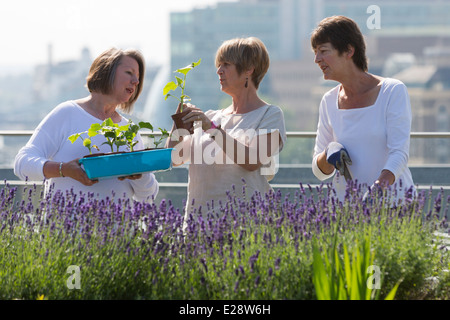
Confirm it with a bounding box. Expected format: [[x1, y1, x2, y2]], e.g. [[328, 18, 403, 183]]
[[14, 48, 159, 202]]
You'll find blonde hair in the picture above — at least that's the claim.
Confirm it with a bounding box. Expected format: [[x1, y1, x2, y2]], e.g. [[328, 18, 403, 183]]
[[215, 37, 269, 89], [86, 47, 145, 113]]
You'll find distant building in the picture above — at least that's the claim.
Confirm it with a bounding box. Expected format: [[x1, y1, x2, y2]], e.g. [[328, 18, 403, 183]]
[[32, 45, 92, 119], [143, 0, 321, 124], [393, 47, 450, 164], [31, 45, 157, 126], [143, 0, 450, 131], [140, 0, 450, 164]]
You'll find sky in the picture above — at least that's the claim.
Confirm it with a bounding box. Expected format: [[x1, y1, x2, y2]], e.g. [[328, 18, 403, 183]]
[[0, 0, 236, 73]]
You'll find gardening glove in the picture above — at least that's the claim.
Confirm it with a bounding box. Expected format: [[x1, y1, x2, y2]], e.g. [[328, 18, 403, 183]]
[[326, 142, 353, 181]]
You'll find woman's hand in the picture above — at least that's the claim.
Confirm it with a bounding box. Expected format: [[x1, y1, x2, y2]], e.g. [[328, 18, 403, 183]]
[[58, 159, 141, 185], [375, 169, 395, 187], [60, 159, 99, 186], [118, 174, 142, 181], [181, 103, 213, 131]]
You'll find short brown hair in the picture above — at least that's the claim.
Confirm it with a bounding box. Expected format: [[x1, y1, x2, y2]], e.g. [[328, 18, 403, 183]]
[[311, 16, 368, 72], [215, 37, 270, 89], [86, 47, 145, 113]]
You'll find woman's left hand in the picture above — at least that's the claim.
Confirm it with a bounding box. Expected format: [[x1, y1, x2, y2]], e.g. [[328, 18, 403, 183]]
[[375, 169, 395, 187], [181, 104, 213, 131]]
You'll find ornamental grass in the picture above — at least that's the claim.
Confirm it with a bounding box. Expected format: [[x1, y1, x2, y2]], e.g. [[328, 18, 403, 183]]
[[0, 180, 449, 300]]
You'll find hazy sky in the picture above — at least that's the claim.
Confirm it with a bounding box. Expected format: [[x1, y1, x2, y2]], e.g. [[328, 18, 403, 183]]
[[1, 0, 236, 71]]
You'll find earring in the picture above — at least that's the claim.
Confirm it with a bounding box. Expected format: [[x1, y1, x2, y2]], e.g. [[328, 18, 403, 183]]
[[245, 77, 248, 88]]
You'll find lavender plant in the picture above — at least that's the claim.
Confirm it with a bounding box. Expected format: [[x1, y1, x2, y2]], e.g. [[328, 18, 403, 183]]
[[0, 179, 448, 300]]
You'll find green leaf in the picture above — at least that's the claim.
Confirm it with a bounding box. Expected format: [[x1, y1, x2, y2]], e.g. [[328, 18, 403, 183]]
[[176, 59, 201, 75], [175, 66, 192, 76], [104, 131, 116, 139], [175, 76, 184, 87], [103, 118, 115, 127], [384, 280, 402, 300], [88, 127, 99, 137], [164, 93, 181, 102], [159, 128, 169, 137], [312, 241, 331, 300], [68, 133, 81, 144], [163, 81, 178, 95], [139, 122, 153, 130], [192, 58, 201, 67], [124, 131, 136, 141], [90, 123, 102, 131], [119, 124, 130, 132]]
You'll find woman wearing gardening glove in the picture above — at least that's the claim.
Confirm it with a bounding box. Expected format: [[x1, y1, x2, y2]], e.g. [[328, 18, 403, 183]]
[[311, 16, 415, 202], [166, 37, 287, 223], [14, 48, 159, 203]]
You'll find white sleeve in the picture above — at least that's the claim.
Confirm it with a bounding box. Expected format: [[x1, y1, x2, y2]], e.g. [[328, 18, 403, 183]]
[[130, 172, 159, 202], [129, 132, 160, 202], [312, 96, 335, 181], [14, 114, 62, 181], [255, 106, 287, 151], [383, 82, 412, 181]]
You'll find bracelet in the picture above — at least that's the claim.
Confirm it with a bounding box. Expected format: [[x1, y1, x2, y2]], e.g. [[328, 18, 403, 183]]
[[209, 124, 221, 139], [209, 121, 219, 130], [205, 121, 221, 138], [59, 162, 65, 177]]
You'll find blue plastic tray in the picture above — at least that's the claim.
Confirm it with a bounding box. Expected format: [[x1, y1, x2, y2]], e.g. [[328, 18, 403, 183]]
[[79, 148, 173, 180]]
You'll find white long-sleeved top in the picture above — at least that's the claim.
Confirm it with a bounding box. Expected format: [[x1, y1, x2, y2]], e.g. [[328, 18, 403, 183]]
[[312, 78, 415, 201], [14, 100, 159, 202]]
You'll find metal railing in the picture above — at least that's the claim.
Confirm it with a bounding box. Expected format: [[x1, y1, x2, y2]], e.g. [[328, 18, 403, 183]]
[[2, 130, 449, 210], [2, 130, 450, 138], [2, 130, 450, 186]]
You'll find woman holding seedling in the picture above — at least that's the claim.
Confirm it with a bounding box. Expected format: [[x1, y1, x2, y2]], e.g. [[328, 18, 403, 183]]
[[167, 37, 287, 221], [14, 48, 159, 202], [311, 16, 415, 202]]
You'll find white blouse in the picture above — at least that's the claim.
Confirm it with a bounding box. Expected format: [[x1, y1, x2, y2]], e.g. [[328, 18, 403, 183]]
[[312, 78, 415, 201], [174, 104, 287, 217], [14, 101, 159, 202]]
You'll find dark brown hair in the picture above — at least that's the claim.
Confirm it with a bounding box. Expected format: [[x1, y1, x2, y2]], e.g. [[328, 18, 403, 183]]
[[86, 48, 145, 113], [311, 16, 368, 72], [215, 37, 270, 89]]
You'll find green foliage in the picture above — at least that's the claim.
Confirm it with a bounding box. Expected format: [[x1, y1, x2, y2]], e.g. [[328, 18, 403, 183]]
[[149, 128, 169, 149], [163, 59, 201, 112], [68, 118, 167, 153], [312, 232, 401, 300], [0, 183, 448, 300]]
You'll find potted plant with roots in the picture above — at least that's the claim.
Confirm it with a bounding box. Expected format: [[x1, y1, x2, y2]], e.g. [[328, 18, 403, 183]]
[[163, 58, 201, 132]]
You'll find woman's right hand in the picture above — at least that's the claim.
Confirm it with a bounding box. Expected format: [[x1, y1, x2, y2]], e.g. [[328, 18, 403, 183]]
[[181, 103, 212, 131], [63, 159, 99, 186]]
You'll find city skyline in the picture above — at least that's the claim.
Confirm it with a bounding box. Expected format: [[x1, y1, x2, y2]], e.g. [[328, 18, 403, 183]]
[[1, 0, 450, 167]]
